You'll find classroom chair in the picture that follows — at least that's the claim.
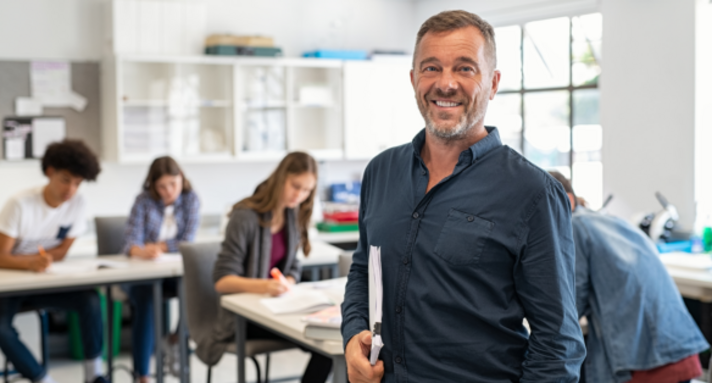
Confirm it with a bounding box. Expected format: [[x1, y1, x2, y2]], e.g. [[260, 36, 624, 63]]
[[180, 242, 294, 383], [1, 308, 49, 383], [94, 216, 128, 255]]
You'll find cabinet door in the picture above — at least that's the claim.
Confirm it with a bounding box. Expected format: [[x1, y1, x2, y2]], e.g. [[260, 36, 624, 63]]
[[343, 61, 423, 159]]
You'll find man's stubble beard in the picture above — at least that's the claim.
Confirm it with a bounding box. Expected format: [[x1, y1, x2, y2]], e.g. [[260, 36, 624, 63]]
[[418, 88, 489, 143]]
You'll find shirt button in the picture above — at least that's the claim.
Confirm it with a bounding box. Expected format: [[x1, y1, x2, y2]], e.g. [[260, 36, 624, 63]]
[[467, 216, 474, 222], [402, 257, 409, 265], [421, 169, 426, 175], [395, 356, 402, 364], [412, 212, 419, 219], [396, 306, 402, 313]]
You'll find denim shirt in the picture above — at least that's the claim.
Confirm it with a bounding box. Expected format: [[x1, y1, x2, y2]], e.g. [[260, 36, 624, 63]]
[[123, 190, 201, 254], [342, 127, 586, 382], [572, 208, 708, 383]]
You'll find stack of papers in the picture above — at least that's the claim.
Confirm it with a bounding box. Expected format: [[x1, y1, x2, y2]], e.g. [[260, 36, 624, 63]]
[[303, 305, 343, 341], [369, 246, 384, 365]]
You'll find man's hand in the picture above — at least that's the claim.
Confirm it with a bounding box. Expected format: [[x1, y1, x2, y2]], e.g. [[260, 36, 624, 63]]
[[264, 279, 289, 296], [346, 330, 384, 383], [26, 253, 52, 272]]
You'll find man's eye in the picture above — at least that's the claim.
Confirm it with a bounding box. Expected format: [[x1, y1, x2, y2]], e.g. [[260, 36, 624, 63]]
[[461, 67, 474, 72], [424, 66, 437, 72]]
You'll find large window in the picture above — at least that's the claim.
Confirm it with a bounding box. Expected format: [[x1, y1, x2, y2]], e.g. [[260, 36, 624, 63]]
[[485, 13, 603, 208]]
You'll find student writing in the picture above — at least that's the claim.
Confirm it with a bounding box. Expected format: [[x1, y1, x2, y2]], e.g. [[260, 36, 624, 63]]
[[123, 156, 200, 381]]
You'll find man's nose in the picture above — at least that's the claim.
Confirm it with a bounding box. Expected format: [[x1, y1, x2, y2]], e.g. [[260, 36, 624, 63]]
[[436, 69, 458, 94]]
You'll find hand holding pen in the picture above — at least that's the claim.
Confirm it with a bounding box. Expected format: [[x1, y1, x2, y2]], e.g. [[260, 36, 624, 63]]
[[28, 246, 52, 273]]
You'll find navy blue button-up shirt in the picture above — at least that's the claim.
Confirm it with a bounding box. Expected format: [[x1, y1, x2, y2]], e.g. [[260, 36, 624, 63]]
[[342, 127, 586, 382]]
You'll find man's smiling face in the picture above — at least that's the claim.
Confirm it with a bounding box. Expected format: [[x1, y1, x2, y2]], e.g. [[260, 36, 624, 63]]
[[411, 26, 500, 141]]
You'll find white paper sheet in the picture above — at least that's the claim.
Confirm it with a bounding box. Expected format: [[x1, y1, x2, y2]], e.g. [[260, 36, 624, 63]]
[[369, 245, 384, 365], [15, 97, 43, 116], [31, 118, 66, 158], [4, 138, 25, 160], [30, 61, 87, 112]]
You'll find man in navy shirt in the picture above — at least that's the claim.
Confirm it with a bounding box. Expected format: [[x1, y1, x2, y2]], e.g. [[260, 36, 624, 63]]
[[341, 10, 586, 382]]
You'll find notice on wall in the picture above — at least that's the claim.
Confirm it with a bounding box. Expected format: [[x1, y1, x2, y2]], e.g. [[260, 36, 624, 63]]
[[30, 61, 87, 112]]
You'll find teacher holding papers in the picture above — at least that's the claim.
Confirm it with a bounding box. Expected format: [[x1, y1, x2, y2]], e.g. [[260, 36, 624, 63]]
[[199, 152, 332, 383], [341, 10, 586, 383]]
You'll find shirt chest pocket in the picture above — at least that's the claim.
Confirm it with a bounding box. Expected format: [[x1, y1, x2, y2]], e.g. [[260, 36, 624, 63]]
[[434, 209, 494, 266]]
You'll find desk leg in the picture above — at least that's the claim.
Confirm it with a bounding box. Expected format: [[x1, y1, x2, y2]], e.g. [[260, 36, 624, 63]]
[[153, 281, 164, 383], [332, 356, 347, 383], [235, 316, 247, 383], [177, 278, 190, 383], [106, 285, 114, 383], [310, 268, 319, 281]]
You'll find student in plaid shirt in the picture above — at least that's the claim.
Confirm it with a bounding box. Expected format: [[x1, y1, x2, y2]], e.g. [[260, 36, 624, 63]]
[[123, 156, 200, 382]]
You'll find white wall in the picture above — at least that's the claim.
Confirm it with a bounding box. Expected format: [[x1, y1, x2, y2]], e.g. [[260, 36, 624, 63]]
[[205, 0, 418, 57], [600, 0, 697, 229], [695, 0, 712, 229], [0, 0, 418, 61], [414, 0, 599, 28], [0, 0, 106, 61]]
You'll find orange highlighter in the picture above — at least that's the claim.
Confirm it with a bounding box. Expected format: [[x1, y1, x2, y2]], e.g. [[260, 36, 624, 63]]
[[38, 246, 48, 258], [270, 267, 291, 290]]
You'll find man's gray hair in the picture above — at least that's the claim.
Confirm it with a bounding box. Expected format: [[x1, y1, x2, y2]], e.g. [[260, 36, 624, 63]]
[[414, 10, 497, 68]]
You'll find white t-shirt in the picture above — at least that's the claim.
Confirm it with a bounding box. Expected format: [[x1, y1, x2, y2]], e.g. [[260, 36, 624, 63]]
[[0, 186, 87, 255], [158, 205, 178, 242]]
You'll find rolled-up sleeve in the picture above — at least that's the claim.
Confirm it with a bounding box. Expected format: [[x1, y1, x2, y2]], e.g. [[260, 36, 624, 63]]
[[341, 167, 371, 349], [514, 178, 586, 382]]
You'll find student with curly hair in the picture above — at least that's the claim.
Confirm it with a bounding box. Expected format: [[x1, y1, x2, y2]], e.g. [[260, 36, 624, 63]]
[[0, 139, 105, 383]]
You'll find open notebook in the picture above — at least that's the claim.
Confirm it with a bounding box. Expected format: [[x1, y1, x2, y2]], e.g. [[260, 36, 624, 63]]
[[260, 288, 335, 315]]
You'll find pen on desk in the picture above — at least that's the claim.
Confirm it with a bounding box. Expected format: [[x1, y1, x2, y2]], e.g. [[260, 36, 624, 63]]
[[270, 267, 291, 290]]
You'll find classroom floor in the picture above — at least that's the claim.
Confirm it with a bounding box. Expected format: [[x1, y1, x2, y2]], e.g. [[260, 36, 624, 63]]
[[46, 348, 318, 383]]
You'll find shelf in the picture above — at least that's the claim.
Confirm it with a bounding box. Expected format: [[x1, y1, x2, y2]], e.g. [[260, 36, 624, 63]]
[[241, 101, 288, 109], [123, 99, 232, 107]]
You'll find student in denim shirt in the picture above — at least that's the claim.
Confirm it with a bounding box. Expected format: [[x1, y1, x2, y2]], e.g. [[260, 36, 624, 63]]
[[549, 171, 709, 383], [124, 156, 200, 382]]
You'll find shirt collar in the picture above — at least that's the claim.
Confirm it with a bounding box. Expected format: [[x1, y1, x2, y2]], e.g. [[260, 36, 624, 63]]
[[411, 126, 502, 164]]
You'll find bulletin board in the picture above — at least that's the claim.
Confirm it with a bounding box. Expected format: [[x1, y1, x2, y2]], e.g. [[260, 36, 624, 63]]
[[0, 60, 101, 159]]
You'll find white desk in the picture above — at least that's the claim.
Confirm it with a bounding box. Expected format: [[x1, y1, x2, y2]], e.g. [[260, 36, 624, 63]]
[[221, 280, 346, 383], [660, 253, 712, 302], [0, 255, 187, 383]]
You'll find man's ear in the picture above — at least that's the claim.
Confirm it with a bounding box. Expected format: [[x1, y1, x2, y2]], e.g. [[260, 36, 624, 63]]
[[410, 69, 415, 89], [489, 69, 501, 101], [567, 193, 576, 212]]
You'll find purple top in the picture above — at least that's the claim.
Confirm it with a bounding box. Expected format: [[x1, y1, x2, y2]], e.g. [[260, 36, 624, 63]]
[[269, 227, 287, 271]]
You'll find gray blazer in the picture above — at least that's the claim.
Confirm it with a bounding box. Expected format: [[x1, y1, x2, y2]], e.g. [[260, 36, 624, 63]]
[[196, 207, 302, 365]]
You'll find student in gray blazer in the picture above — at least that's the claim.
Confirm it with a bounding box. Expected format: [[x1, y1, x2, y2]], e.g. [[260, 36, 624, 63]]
[[197, 152, 333, 383]]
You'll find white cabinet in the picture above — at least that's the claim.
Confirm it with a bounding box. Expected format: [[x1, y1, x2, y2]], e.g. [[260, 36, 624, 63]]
[[102, 55, 236, 163], [343, 61, 424, 159], [234, 58, 343, 160], [102, 55, 420, 163]]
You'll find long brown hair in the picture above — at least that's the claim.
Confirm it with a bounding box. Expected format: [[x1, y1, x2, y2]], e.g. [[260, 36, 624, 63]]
[[143, 156, 192, 201], [232, 152, 318, 256]]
